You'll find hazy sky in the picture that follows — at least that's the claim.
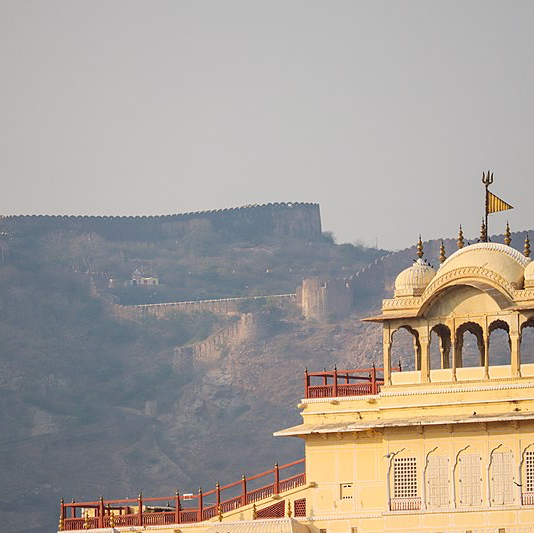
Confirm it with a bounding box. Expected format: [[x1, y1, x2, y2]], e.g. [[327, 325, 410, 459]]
[[1, 1, 533, 249]]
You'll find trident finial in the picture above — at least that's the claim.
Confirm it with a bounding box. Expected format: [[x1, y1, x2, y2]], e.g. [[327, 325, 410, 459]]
[[480, 219, 487, 242], [458, 225, 465, 249], [416, 235, 423, 259], [504, 221, 512, 246], [482, 170, 494, 186], [439, 240, 446, 264], [525, 234, 531, 258]]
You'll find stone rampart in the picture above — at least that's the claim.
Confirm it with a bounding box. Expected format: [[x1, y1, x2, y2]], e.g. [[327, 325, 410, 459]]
[[173, 313, 268, 365], [297, 278, 352, 321], [1, 202, 322, 241], [111, 293, 297, 320]]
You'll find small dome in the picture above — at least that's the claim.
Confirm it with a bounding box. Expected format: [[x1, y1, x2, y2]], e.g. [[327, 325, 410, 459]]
[[395, 259, 436, 297], [525, 259, 534, 288], [435, 242, 529, 290]]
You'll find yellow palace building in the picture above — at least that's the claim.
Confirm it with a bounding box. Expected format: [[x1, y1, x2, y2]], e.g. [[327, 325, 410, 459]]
[[59, 227, 534, 533]]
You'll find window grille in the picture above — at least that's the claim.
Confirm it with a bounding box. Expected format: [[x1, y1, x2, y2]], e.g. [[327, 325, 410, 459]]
[[256, 500, 285, 519], [492, 451, 514, 505], [340, 483, 354, 500], [393, 457, 418, 498], [426, 455, 449, 508], [527, 451, 534, 492], [459, 454, 482, 506], [294, 498, 306, 517]]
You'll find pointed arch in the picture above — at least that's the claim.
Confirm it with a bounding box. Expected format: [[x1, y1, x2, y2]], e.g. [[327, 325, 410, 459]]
[[488, 320, 511, 367], [453, 445, 482, 508], [456, 321, 485, 368], [429, 324, 451, 370], [391, 325, 421, 372], [423, 446, 450, 509], [488, 444, 514, 506], [521, 317, 534, 365]]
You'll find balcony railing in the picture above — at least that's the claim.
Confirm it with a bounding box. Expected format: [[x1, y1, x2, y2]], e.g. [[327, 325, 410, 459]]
[[390, 497, 421, 511], [522, 492, 534, 505], [59, 458, 305, 530], [304, 364, 401, 399]]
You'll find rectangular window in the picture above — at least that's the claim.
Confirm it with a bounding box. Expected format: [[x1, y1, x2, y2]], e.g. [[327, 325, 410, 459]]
[[527, 451, 534, 492], [492, 451, 514, 505], [459, 454, 482, 506], [340, 483, 354, 500], [394, 457, 418, 498], [427, 455, 449, 508]]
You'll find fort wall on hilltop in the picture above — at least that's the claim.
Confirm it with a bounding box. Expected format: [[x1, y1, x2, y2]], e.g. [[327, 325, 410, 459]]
[[173, 313, 268, 365], [1, 202, 322, 241], [110, 293, 297, 320]]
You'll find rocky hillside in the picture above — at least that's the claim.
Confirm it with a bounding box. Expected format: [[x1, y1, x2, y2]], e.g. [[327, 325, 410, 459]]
[[2, 222, 533, 532], [0, 224, 386, 533]]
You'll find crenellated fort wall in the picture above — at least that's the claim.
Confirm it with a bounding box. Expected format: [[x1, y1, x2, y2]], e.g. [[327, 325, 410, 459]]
[[1, 202, 322, 241], [111, 293, 297, 320], [172, 313, 268, 365]]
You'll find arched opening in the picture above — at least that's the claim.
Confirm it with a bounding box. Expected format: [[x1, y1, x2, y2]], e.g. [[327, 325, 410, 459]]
[[488, 320, 511, 366], [391, 326, 420, 372], [521, 318, 534, 364], [425, 448, 450, 508], [455, 447, 483, 507], [489, 446, 514, 505], [429, 324, 451, 370], [456, 322, 485, 368]]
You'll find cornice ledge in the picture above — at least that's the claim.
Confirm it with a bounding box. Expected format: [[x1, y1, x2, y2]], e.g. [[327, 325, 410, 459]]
[[380, 381, 534, 397]]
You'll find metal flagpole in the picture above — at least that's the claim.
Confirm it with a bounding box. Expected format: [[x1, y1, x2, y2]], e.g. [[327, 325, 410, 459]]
[[482, 171, 493, 242]]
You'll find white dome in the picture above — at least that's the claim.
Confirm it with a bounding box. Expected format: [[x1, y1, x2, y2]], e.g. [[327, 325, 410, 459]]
[[525, 258, 534, 288], [395, 258, 436, 297], [435, 242, 529, 290]]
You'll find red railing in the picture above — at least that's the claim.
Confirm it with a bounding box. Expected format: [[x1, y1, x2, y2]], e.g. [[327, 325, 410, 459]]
[[304, 364, 401, 399], [60, 458, 305, 530], [390, 497, 421, 511]]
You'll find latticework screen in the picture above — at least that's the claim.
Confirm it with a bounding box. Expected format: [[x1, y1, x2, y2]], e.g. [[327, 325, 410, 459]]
[[393, 457, 418, 498], [294, 498, 306, 517]]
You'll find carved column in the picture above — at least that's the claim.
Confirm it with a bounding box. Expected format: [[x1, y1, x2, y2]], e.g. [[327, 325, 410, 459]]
[[484, 333, 490, 379], [511, 333, 521, 377], [414, 337, 422, 371], [420, 336, 430, 383], [451, 338, 460, 381], [440, 334, 451, 369], [383, 325, 392, 385]]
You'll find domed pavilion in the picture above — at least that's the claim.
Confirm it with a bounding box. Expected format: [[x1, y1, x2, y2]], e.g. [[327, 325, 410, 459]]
[[368, 235, 534, 386]]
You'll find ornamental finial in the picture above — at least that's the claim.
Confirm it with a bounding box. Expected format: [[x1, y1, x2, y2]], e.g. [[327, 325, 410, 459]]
[[504, 221, 512, 246], [439, 240, 446, 264], [83, 510, 90, 530], [416, 235, 423, 259], [480, 219, 487, 242], [252, 503, 257, 520], [287, 499, 292, 518], [525, 234, 531, 258], [109, 511, 115, 528], [458, 225, 465, 249], [58, 515, 64, 531], [218, 504, 224, 522]]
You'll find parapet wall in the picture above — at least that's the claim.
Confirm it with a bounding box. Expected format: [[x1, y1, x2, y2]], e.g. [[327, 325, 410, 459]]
[[111, 293, 297, 320], [173, 313, 268, 365], [1, 202, 322, 241]]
